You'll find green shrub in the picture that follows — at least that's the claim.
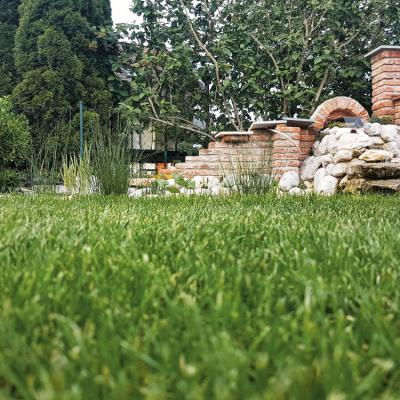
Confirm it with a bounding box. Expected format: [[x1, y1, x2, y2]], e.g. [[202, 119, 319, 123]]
[[0, 168, 22, 192], [0, 97, 31, 168]]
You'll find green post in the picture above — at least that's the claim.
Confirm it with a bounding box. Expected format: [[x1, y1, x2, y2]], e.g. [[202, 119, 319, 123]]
[[80, 101, 84, 160]]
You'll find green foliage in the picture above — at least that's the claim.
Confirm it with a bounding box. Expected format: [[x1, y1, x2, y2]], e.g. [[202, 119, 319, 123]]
[[121, 0, 400, 142], [0, 97, 31, 168], [91, 128, 130, 195], [61, 149, 92, 195], [12, 0, 116, 148], [0, 195, 400, 398], [0, 1, 20, 96], [0, 169, 22, 192]]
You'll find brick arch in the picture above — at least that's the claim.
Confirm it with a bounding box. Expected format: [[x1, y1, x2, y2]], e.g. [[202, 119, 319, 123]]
[[311, 96, 370, 131]]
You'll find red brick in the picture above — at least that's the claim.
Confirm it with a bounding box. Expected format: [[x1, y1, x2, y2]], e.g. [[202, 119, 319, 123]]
[[372, 50, 400, 63], [372, 99, 394, 111], [372, 65, 400, 77], [272, 160, 300, 168], [275, 126, 301, 133], [373, 107, 395, 117]]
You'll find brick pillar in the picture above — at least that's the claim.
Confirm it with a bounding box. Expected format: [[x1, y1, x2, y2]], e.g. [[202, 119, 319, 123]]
[[299, 129, 317, 161], [272, 125, 300, 178], [366, 46, 400, 121]]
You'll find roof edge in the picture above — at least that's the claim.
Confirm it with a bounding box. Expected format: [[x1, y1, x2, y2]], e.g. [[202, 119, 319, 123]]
[[365, 45, 400, 59]]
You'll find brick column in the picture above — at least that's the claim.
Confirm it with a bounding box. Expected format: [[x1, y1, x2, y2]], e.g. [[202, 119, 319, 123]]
[[272, 125, 300, 178], [366, 46, 400, 121]]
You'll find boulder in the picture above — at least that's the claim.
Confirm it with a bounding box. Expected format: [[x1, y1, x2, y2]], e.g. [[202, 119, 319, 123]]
[[333, 150, 353, 164], [364, 122, 382, 137], [380, 125, 399, 143], [383, 142, 400, 158], [320, 154, 334, 167], [300, 156, 322, 181], [326, 162, 348, 178], [339, 176, 366, 194], [359, 149, 393, 162], [347, 160, 400, 179], [335, 128, 353, 139], [318, 135, 330, 155], [363, 179, 400, 193], [279, 171, 300, 192], [314, 168, 338, 196], [312, 140, 322, 156], [368, 136, 385, 147], [336, 133, 359, 151], [326, 135, 338, 154]]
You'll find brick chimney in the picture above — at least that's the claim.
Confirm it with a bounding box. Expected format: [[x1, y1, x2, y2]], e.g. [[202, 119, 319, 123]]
[[366, 46, 400, 124]]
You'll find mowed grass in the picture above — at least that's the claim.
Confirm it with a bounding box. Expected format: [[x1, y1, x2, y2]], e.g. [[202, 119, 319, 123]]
[[0, 194, 399, 400]]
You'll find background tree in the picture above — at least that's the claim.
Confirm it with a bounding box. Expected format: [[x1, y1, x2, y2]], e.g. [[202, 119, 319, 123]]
[[12, 0, 116, 150], [0, 0, 21, 96], [120, 0, 395, 143]]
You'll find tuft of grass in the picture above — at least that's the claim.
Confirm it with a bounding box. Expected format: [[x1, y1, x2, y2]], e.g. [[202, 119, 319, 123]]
[[0, 194, 400, 399], [221, 143, 275, 194], [90, 128, 130, 195], [61, 148, 92, 195]]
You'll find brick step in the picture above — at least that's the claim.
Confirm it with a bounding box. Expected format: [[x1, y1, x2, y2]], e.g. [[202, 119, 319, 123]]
[[185, 155, 269, 162], [173, 169, 222, 177], [199, 147, 273, 156], [176, 161, 274, 170], [208, 141, 273, 149]]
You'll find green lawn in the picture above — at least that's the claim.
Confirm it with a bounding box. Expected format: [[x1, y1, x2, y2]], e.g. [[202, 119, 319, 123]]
[[0, 194, 399, 399]]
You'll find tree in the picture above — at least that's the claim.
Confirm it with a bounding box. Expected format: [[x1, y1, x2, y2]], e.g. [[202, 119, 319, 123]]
[[121, 0, 393, 142], [0, 0, 21, 96], [12, 0, 116, 150], [0, 97, 31, 168]]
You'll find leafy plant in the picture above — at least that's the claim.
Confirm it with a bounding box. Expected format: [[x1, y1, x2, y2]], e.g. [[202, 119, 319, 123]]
[[0, 168, 22, 193], [0, 97, 31, 168]]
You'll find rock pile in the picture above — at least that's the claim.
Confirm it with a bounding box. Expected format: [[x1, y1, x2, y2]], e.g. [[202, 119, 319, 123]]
[[279, 123, 400, 195]]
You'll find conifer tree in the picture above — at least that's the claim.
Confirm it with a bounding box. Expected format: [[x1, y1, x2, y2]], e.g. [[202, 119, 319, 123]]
[[12, 0, 115, 148], [0, 0, 20, 96]]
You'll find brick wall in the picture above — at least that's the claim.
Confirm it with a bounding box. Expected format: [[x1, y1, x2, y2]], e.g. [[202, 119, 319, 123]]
[[367, 46, 400, 121]]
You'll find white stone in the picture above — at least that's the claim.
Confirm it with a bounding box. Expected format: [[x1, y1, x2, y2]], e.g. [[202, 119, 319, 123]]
[[167, 179, 175, 186], [333, 150, 353, 164], [279, 171, 300, 192], [337, 133, 359, 150], [205, 176, 221, 189], [304, 181, 313, 189], [312, 140, 322, 156], [320, 154, 334, 167], [288, 187, 306, 196], [380, 125, 399, 142], [317, 135, 330, 155], [359, 149, 393, 162], [192, 176, 204, 189], [210, 186, 222, 195], [314, 168, 338, 196], [300, 156, 322, 181], [364, 122, 382, 137], [357, 132, 374, 147], [383, 142, 400, 158], [128, 188, 144, 198], [335, 128, 353, 139], [326, 162, 348, 178], [368, 136, 385, 146], [326, 135, 338, 154], [313, 168, 326, 191]]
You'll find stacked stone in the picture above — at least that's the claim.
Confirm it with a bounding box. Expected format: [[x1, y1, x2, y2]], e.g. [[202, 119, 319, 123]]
[[279, 123, 400, 195]]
